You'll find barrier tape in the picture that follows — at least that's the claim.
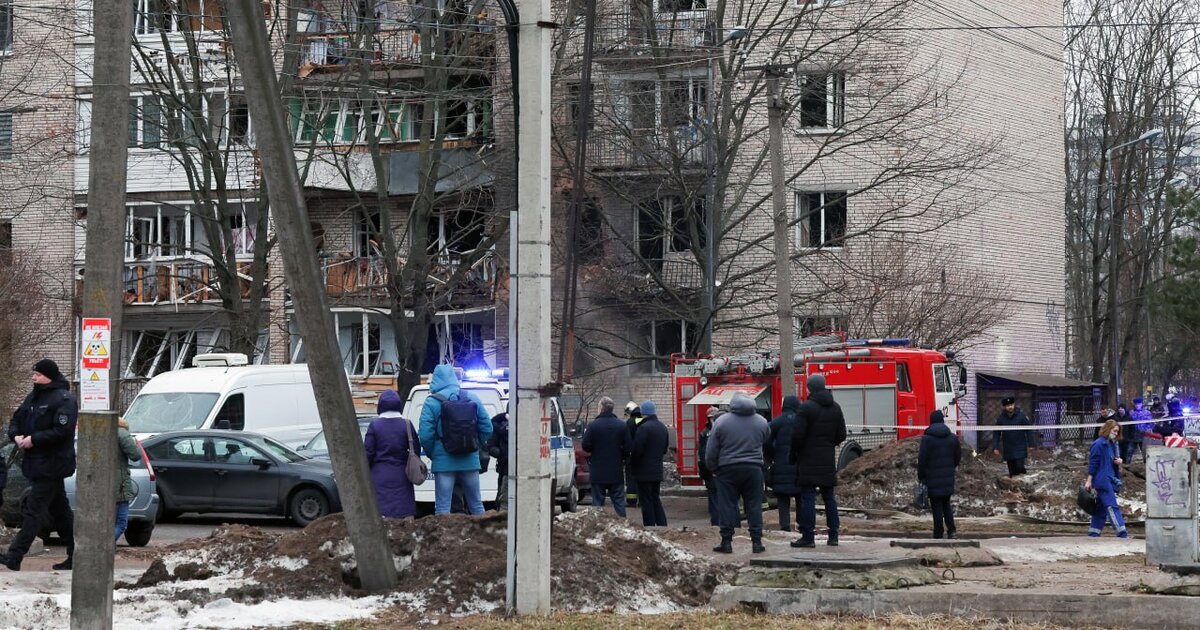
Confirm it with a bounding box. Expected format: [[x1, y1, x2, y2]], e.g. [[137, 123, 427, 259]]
[[849, 414, 1200, 433]]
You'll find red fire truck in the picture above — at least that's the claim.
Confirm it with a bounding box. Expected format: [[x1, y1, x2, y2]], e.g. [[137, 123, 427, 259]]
[[672, 333, 967, 486]]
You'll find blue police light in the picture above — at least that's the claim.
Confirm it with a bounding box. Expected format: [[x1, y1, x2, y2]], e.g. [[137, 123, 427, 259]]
[[464, 369, 492, 381]]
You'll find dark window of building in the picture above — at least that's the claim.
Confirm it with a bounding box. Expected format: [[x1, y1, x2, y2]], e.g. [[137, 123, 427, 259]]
[[796, 191, 848, 248], [0, 112, 14, 160], [0, 221, 11, 266]]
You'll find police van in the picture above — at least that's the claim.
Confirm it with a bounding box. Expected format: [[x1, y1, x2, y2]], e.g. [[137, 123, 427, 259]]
[[402, 369, 577, 513]]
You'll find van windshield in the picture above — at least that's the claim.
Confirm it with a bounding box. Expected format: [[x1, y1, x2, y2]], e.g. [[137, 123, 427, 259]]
[[125, 393, 219, 433]]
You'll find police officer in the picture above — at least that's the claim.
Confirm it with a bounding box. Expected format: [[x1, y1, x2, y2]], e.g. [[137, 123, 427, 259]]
[[1, 359, 78, 571]]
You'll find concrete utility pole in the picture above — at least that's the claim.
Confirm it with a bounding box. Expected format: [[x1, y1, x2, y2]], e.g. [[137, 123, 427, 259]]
[[767, 71, 796, 398], [70, 0, 133, 625], [225, 0, 396, 591], [506, 0, 554, 614]]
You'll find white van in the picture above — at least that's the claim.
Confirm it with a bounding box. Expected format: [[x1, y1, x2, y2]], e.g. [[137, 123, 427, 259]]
[[403, 376, 577, 512], [123, 353, 325, 447]]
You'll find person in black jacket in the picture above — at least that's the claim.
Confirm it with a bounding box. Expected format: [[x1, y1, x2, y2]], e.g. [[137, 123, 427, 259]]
[[766, 395, 802, 532], [1, 359, 78, 571], [992, 397, 1034, 477], [623, 401, 643, 506], [696, 407, 721, 526], [630, 400, 669, 527], [917, 410, 961, 539], [582, 397, 632, 517], [485, 411, 509, 506], [790, 373, 847, 548]]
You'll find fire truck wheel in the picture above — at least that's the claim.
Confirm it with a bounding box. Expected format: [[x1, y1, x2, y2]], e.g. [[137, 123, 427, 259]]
[[837, 442, 863, 471]]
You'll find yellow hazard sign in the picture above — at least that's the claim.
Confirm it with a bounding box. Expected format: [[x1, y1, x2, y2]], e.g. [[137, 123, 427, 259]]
[[83, 341, 109, 357], [89, 371, 100, 381]]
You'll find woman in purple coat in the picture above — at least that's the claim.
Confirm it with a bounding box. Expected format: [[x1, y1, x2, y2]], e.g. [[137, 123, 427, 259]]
[[365, 390, 421, 518]]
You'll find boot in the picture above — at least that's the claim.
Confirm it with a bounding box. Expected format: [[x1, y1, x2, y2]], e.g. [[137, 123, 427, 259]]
[[752, 538, 766, 554], [0, 552, 20, 572], [712, 537, 733, 554], [52, 556, 72, 571], [827, 531, 839, 547], [790, 537, 815, 548]]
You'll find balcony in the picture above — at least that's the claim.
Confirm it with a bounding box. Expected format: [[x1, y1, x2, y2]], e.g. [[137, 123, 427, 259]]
[[298, 22, 498, 73], [300, 27, 421, 67], [588, 127, 707, 171], [120, 259, 259, 305], [321, 251, 499, 306]]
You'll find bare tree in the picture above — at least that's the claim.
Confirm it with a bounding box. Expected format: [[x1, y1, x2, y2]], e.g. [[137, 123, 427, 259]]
[[550, 0, 1008, 376], [1064, 0, 1200, 394]]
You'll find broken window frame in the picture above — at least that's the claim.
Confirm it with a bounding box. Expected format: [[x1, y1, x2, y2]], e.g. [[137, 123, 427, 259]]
[[648, 319, 701, 373], [794, 190, 848, 249], [795, 72, 846, 131]]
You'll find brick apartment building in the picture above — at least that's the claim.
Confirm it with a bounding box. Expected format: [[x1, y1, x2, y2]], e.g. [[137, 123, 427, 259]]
[[0, 0, 1066, 434]]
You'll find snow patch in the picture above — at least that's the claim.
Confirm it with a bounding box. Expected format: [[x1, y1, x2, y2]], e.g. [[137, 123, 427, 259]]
[[987, 538, 1143, 564]]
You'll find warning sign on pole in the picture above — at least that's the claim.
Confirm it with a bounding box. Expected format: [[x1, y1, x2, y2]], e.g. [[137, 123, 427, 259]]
[[80, 318, 111, 411]]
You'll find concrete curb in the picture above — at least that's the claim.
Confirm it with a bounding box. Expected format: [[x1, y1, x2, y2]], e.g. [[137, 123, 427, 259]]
[[710, 585, 1200, 628]]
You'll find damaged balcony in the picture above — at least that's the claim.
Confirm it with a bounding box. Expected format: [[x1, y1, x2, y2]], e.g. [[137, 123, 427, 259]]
[[121, 259, 261, 305], [321, 251, 500, 310]]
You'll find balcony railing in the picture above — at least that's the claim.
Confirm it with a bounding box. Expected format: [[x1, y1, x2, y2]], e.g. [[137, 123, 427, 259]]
[[587, 127, 707, 170], [322, 251, 498, 300], [120, 259, 258, 305], [628, 12, 712, 49], [300, 27, 422, 67]]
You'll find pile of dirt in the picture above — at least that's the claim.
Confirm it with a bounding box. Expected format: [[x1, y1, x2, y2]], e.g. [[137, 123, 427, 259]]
[[838, 437, 1146, 521], [130, 510, 732, 614]]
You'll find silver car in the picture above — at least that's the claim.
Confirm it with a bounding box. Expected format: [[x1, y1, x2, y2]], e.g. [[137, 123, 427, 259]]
[[2, 441, 158, 547]]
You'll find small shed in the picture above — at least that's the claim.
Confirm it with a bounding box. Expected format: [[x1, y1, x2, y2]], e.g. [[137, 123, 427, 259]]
[[976, 371, 1108, 448]]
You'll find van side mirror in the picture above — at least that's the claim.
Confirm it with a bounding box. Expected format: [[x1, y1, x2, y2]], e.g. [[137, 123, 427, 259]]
[[250, 458, 272, 469], [957, 364, 968, 385]]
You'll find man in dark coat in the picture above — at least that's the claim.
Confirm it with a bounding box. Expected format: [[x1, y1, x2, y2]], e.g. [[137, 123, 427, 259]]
[[790, 373, 847, 548], [364, 389, 421, 519], [992, 397, 1034, 477], [705, 394, 771, 553], [486, 411, 510, 505], [2, 359, 78, 571], [766, 395, 802, 532], [581, 396, 631, 517], [630, 400, 669, 526], [917, 410, 961, 539]]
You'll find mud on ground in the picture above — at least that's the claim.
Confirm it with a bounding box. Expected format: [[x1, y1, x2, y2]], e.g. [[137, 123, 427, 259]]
[[837, 438, 1146, 522], [129, 510, 733, 615]]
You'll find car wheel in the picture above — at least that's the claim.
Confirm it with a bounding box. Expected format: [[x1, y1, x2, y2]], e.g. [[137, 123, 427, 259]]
[[123, 521, 154, 547], [561, 481, 578, 513], [289, 487, 330, 526], [837, 442, 863, 470]]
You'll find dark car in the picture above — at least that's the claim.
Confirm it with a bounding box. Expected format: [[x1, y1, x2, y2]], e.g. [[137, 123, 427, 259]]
[[295, 419, 373, 460], [570, 418, 591, 502], [142, 430, 341, 526]]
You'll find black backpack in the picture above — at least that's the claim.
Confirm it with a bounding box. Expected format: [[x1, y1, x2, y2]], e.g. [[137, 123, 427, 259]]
[[432, 392, 480, 455]]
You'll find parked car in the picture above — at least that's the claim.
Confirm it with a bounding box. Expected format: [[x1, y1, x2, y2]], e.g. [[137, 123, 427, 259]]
[[295, 419, 373, 460], [142, 430, 341, 526], [569, 417, 591, 502], [2, 441, 159, 547]]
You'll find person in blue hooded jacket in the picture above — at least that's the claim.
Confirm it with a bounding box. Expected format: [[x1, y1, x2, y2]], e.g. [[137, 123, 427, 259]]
[[917, 410, 961, 539], [417, 365, 493, 515], [1085, 418, 1128, 538], [365, 390, 420, 519]]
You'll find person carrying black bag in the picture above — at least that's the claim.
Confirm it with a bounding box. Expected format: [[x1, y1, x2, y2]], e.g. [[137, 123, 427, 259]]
[[917, 410, 961, 539]]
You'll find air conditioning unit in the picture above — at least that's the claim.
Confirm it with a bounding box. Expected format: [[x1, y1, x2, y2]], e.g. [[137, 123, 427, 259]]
[[192, 353, 250, 368]]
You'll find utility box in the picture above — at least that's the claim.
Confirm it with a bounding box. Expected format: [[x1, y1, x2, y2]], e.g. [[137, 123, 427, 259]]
[[1145, 446, 1199, 566]]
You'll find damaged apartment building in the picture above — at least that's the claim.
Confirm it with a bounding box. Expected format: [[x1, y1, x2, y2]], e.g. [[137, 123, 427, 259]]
[[66, 0, 508, 402], [548, 0, 1067, 429]]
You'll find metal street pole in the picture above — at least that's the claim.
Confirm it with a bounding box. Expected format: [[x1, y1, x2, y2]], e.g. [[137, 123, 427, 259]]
[[1106, 128, 1162, 406], [225, 0, 396, 592], [767, 72, 796, 398], [506, 0, 554, 613], [70, 0, 133, 625]]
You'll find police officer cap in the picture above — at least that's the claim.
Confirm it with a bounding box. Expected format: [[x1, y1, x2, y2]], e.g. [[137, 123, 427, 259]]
[[1001, 397, 1015, 406]]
